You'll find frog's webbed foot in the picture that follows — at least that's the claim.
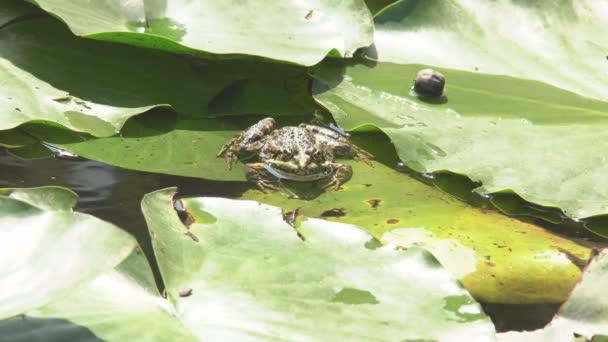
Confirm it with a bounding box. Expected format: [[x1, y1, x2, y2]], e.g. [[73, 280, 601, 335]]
[[245, 163, 279, 193], [351, 145, 374, 167], [218, 118, 275, 170], [324, 163, 352, 191]]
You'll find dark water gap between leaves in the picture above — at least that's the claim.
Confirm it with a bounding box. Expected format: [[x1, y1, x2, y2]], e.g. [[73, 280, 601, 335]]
[[1, 139, 601, 332]]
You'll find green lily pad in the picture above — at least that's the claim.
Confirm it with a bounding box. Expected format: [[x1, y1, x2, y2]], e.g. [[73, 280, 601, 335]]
[[0, 187, 136, 320], [0, 250, 198, 342], [372, 0, 608, 100], [20, 113, 250, 181], [142, 188, 495, 340], [498, 249, 608, 341], [364, 0, 398, 15], [312, 61, 608, 220], [0, 0, 39, 26], [0, 17, 310, 137], [238, 137, 592, 304], [28, 0, 374, 66], [22, 114, 594, 303]]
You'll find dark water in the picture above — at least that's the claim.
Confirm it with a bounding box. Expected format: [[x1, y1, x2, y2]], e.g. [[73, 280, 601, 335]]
[[0, 147, 585, 332]]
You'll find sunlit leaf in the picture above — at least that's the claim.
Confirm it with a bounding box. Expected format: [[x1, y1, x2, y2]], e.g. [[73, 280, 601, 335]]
[[313, 61, 608, 220], [0, 187, 136, 319], [0, 18, 310, 137], [239, 137, 592, 304], [142, 188, 495, 340], [28, 0, 374, 66], [372, 0, 608, 100]]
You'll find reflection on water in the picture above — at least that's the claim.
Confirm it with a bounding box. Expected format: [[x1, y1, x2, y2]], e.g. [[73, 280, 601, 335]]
[[0, 147, 250, 289]]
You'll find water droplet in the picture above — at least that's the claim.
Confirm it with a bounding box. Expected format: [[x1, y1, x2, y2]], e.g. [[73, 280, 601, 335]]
[[426, 143, 447, 157], [421, 172, 435, 180]]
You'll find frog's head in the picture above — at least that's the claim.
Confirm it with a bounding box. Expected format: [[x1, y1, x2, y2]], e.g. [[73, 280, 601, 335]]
[[295, 149, 312, 170]]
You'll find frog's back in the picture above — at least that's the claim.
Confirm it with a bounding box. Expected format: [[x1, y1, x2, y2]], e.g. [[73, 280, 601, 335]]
[[264, 127, 315, 153]]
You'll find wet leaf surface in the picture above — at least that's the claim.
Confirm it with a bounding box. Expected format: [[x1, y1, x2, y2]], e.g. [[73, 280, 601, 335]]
[[240, 153, 592, 304], [313, 60, 608, 221]]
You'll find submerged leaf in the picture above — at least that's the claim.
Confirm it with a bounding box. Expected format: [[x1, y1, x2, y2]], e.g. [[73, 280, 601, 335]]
[[498, 249, 608, 341]]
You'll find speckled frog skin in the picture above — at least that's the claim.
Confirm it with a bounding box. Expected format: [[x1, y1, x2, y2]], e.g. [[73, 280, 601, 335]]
[[217, 118, 372, 192]]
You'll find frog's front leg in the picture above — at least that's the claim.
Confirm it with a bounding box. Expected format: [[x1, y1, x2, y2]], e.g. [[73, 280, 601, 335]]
[[245, 163, 279, 193], [218, 118, 275, 170], [324, 162, 352, 190]]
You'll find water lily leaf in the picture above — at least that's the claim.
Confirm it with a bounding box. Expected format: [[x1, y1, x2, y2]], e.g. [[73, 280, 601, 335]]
[[0, 0, 39, 26], [312, 61, 608, 220], [498, 249, 608, 341], [372, 0, 608, 100], [239, 139, 592, 304], [21, 112, 250, 181], [364, 0, 398, 15], [0, 17, 310, 137], [28, 0, 374, 66], [142, 188, 495, 340], [0, 187, 136, 320], [24, 114, 594, 303], [0, 250, 199, 342], [20, 114, 323, 182]]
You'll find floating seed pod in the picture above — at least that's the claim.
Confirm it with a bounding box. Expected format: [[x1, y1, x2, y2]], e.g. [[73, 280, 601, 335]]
[[414, 69, 445, 97]]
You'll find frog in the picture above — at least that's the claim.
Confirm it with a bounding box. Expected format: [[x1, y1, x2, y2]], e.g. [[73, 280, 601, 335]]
[[217, 118, 373, 192]]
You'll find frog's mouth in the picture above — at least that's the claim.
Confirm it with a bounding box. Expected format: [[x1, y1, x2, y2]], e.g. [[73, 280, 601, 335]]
[[263, 163, 327, 182]]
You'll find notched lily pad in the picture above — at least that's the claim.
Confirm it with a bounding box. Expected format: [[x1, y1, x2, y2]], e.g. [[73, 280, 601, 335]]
[[141, 188, 495, 340]]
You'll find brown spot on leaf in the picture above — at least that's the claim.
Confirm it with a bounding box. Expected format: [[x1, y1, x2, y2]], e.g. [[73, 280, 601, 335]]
[[282, 208, 305, 241], [367, 199, 381, 209], [554, 247, 590, 270], [485, 262, 496, 267], [363, 183, 373, 187], [320, 208, 346, 218], [386, 219, 400, 224], [184, 231, 199, 242]]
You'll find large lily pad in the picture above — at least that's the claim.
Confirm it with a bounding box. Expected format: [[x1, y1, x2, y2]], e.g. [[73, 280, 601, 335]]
[[312, 61, 608, 220], [0, 250, 198, 341], [239, 137, 592, 304], [0, 187, 136, 319], [0, 17, 310, 137], [142, 188, 495, 340], [20, 115, 594, 303], [498, 249, 608, 341], [372, 0, 608, 100], [0, 0, 39, 26], [28, 0, 374, 66]]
